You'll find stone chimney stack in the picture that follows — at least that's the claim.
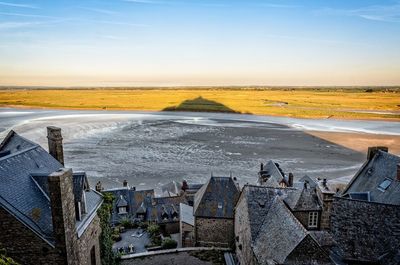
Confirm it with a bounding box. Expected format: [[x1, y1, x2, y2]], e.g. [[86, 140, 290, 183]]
[[48, 168, 78, 264], [397, 164, 400, 181], [367, 146, 388, 160], [288, 173, 294, 187], [47, 126, 64, 166]]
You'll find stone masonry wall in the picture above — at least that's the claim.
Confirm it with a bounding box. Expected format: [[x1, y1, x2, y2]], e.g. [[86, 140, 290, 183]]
[[76, 215, 101, 265], [317, 190, 333, 230], [331, 197, 400, 263], [48, 169, 79, 264], [234, 196, 257, 265], [195, 217, 234, 247], [0, 206, 65, 265]]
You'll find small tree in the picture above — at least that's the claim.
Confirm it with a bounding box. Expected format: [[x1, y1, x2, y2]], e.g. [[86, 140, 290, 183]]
[[161, 238, 177, 249], [147, 224, 160, 237]]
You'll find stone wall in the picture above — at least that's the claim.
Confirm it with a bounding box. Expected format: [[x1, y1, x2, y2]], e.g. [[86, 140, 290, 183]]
[[180, 222, 194, 247], [234, 196, 257, 265], [195, 217, 234, 247], [0, 206, 66, 265], [286, 235, 333, 265], [316, 189, 334, 230], [48, 169, 79, 264], [331, 197, 400, 263], [76, 215, 101, 265]]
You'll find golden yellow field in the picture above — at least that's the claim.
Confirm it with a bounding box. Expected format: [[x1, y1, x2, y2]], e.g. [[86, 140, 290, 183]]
[[0, 88, 399, 120]]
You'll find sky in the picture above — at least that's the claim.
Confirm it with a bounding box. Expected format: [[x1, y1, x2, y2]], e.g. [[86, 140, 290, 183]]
[[0, 0, 399, 86]]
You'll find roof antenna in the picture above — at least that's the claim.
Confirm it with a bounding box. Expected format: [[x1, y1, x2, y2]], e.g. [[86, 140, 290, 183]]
[[211, 171, 213, 177], [230, 171, 232, 178]]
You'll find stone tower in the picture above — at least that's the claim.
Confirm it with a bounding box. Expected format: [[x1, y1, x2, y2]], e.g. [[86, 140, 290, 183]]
[[47, 126, 64, 166]]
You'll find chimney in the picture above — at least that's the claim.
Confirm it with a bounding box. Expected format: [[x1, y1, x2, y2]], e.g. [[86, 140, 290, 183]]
[[260, 163, 264, 171], [182, 180, 188, 192], [95, 181, 103, 192], [288, 173, 294, 187], [367, 146, 388, 160], [397, 164, 400, 181], [123, 180, 128, 187], [322, 178, 327, 188], [48, 168, 78, 263], [47, 126, 64, 166]]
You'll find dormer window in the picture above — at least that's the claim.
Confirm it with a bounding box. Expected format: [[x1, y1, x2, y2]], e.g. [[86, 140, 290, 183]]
[[118, 207, 127, 214], [218, 202, 223, 209], [161, 212, 169, 220], [378, 179, 392, 192], [308, 212, 318, 229]]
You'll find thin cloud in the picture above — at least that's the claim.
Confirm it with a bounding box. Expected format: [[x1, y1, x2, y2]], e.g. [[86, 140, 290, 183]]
[[0, 12, 57, 19], [0, 1, 38, 9], [316, 3, 400, 22], [79, 7, 120, 15], [76, 18, 149, 27], [0, 21, 44, 29], [261, 3, 299, 9], [122, 0, 164, 4]]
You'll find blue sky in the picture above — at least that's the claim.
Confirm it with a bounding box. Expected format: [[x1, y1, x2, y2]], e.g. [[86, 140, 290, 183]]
[[0, 0, 399, 86]]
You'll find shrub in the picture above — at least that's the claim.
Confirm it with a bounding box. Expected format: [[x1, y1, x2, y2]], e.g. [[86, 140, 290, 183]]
[[139, 222, 148, 229], [147, 224, 160, 237], [0, 249, 19, 265], [161, 238, 177, 249], [120, 218, 133, 229]]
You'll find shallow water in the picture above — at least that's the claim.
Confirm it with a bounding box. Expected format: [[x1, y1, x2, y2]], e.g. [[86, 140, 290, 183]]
[[1, 108, 399, 192]]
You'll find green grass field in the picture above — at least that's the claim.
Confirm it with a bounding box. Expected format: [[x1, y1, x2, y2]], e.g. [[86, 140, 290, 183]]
[[0, 88, 399, 120]]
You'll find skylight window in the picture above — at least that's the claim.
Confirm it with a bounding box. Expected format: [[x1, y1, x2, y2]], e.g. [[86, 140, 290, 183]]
[[217, 202, 223, 209], [378, 179, 392, 192]]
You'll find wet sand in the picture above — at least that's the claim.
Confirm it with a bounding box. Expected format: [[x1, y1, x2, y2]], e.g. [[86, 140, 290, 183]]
[[1, 108, 399, 192], [307, 131, 400, 156]]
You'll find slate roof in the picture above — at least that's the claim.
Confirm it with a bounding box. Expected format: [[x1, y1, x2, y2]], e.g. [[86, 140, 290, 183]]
[[342, 150, 400, 205], [147, 195, 187, 223], [298, 175, 318, 189], [193, 176, 240, 218], [180, 203, 194, 226], [239, 185, 297, 240], [259, 160, 288, 187], [0, 130, 102, 245], [104, 188, 155, 224], [284, 185, 321, 212], [252, 197, 320, 264]]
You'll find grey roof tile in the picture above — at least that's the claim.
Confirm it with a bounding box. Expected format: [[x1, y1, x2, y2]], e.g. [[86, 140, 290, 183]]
[[343, 151, 400, 205], [193, 176, 240, 218]]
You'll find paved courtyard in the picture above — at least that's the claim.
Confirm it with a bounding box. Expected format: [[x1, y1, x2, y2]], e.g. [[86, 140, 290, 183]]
[[121, 252, 213, 265], [112, 228, 151, 254]]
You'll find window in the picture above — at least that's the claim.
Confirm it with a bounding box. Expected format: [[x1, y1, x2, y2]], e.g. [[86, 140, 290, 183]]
[[308, 212, 318, 228], [118, 207, 127, 214], [90, 246, 96, 265], [217, 202, 223, 209], [378, 179, 392, 192]]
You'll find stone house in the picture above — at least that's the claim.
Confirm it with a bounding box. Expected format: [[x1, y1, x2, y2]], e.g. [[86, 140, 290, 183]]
[[234, 185, 333, 265], [179, 203, 195, 247], [104, 183, 187, 234], [193, 176, 240, 247], [0, 128, 103, 265], [103, 184, 155, 225], [331, 147, 400, 264], [284, 182, 322, 230], [258, 161, 293, 187]]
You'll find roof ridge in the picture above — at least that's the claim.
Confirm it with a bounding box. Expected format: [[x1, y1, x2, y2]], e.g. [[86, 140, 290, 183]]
[[0, 145, 39, 162]]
